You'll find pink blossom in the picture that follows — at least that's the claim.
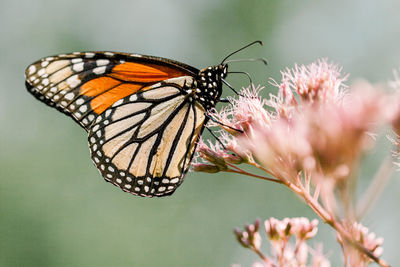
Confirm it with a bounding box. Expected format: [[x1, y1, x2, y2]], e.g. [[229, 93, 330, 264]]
[[242, 83, 388, 184], [194, 58, 391, 266], [208, 85, 271, 137], [236, 217, 330, 267], [338, 222, 384, 266], [290, 217, 319, 241], [264, 217, 292, 241], [278, 58, 348, 104], [234, 219, 262, 250], [310, 245, 331, 267]]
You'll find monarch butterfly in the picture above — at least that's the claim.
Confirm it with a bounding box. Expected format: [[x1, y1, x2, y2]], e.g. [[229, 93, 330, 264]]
[[25, 41, 262, 197]]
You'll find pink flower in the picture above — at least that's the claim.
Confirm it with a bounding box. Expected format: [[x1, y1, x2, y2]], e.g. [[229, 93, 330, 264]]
[[208, 85, 272, 137], [290, 217, 319, 241], [192, 138, 227, 172], [338, 222, 384, 266], [196, 58, 391, 267], [310, 245, 331, 267], [234, 219, 262, 250], [236, 217, 330, 267], [264, 217, 292, 241], [278, 58, 348, 104], [242, 82, 387, 184], [264, 217, 319, 241]]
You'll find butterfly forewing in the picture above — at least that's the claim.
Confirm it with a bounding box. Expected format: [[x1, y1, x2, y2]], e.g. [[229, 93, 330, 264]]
[[88, 77, 206, 196], [25, 52, 197, 130]]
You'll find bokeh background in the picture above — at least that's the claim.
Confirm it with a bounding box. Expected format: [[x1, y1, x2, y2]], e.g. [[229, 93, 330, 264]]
[[1, 0, 400, 266]]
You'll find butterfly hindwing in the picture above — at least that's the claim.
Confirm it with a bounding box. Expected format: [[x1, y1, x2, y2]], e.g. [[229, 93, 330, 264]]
[[25, 52, 198, 130], [88, 77, 206, 197]]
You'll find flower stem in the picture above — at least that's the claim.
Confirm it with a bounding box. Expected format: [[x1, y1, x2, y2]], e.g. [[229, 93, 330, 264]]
[[251, 247, 275, 266], [224, 164, 284, 184], [237, 169, 390, 267], [356, 156, 393, 219], [332, 220, 390, 267], [297, 184, 390, 267]]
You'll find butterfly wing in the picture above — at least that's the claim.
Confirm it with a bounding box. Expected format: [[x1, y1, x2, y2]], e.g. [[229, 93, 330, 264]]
[[25, 51, 199, 130], [88, 77, 206, 197], [25, 51, 207, 197]]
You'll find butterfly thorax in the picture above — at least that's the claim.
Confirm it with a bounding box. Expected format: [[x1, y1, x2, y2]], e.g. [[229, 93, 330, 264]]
[[191, 64, 228, 110]]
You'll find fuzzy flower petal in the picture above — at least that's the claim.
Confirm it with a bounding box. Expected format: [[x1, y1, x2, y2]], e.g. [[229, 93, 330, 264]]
[[279, 58, 348, 104]]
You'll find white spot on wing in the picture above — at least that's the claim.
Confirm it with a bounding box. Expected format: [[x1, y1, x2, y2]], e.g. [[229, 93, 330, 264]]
[[66, 75, 80, 88], [71, 58, 83, 63], [93, 66, 106, 75], [79, 105, 87, 113], [42, 79, 49, 86], [158, 186, 166, 192], [170, 178, 179, 184], [64, 92, 74, 100], [96, 59, 110, 66], [73, 62, 84, 72], [41, 61, 49, 67], [38, 68, 46, 76]]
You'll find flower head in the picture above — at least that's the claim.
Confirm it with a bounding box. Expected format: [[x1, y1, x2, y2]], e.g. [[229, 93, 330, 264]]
[[242, 81, 388, 185], [236, 217, 329, 267], [290, 217, 319, 241], [208, 85, 271, 137], [338, 222, 384, 266], [234, 219, 262, 250], [279, 58, 348, 104]]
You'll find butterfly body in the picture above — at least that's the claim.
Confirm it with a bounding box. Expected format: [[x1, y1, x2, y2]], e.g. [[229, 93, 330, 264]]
[[25, 51, 228, 197]]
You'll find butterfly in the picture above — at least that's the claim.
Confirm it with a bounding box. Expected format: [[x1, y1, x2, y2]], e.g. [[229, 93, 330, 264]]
[[24, 41, 262, 197]]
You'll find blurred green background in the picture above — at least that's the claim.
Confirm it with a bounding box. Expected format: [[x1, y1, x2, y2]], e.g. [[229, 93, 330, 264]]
[[1, 0, 400, 266]]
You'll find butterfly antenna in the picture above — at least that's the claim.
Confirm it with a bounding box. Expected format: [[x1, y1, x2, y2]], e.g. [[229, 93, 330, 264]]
[[224, 58, 268, 65], [222, 78, 242, 96], [227, 71, 253, 84], [221, 40, 263, 64]]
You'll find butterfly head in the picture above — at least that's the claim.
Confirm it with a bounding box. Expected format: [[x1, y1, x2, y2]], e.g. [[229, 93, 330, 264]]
[[195, 64, 228, 109], [198, 64, 228, 81]]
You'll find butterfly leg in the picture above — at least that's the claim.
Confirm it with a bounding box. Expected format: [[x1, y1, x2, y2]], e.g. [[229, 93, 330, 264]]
[[221, 79, 242, 96], [205, 113, 244, 134], [219, 98, 230, 103], [205, 127, 227, 149]]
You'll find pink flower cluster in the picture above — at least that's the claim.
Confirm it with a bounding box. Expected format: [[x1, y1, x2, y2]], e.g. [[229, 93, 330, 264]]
[[338, 222, 384, 267], [194, 58, 396, 266], [234, 217, 329, 267], [278, 58, 347, 104]]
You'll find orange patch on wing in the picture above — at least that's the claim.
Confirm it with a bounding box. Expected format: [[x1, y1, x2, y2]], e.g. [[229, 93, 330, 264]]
[[109, 62, 187, 83], [90, 83, 143, 114], [80, 77, 121, 97]]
